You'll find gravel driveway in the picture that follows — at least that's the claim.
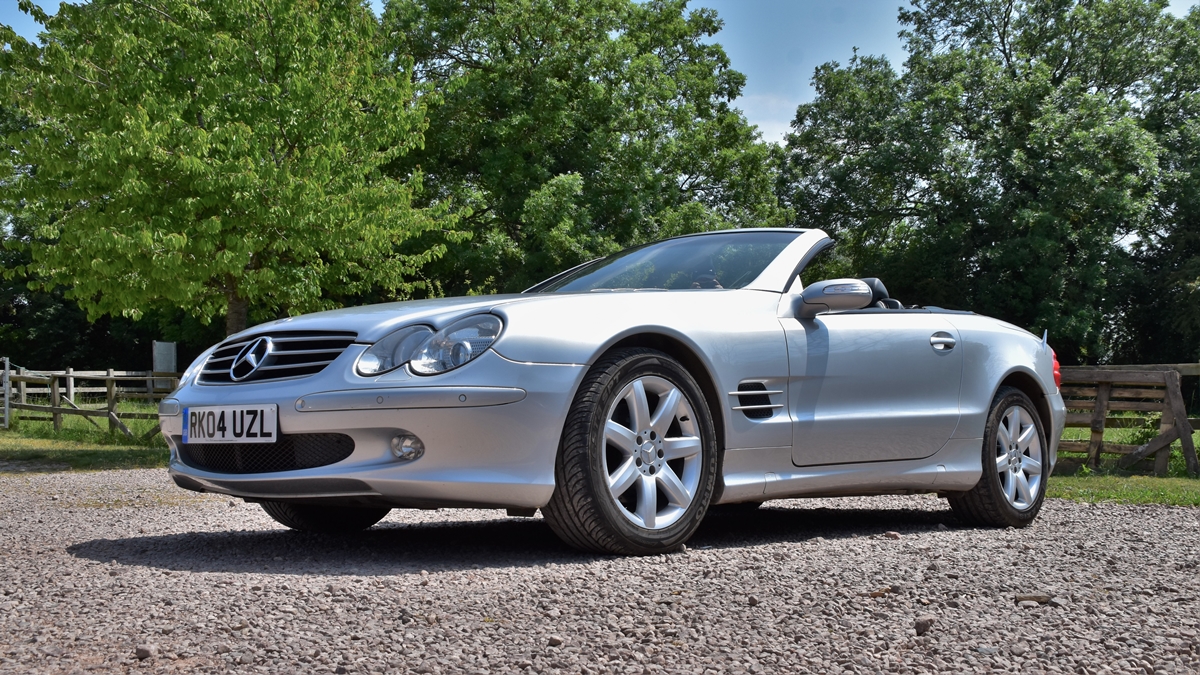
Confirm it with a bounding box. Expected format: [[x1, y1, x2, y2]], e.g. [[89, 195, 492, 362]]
[[2, 469, 1198, 674]]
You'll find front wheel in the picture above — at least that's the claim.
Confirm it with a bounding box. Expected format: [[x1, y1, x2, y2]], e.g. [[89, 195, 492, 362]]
[[542, 348, 718, 555], [260, 501, 391, 533], [948, 386, 1047, 527]]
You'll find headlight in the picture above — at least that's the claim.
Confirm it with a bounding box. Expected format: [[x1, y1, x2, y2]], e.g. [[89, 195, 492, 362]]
[[410, 314, 503, 375], [356, 325, 435, 376]]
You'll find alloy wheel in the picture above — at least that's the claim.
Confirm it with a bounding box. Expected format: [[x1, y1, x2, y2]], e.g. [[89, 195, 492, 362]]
[[602, 375, 703, 530], [994, 405, 1043, 511]]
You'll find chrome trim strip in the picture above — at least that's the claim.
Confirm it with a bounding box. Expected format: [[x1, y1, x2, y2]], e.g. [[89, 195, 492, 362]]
[[267, 348, 346, 356], [731, 404, 784, 411], [295, 386, 528, 412], [256, 360, 336, 372]]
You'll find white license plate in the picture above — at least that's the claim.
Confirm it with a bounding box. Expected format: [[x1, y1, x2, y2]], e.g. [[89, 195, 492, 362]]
[[183, 405, 278, 444]]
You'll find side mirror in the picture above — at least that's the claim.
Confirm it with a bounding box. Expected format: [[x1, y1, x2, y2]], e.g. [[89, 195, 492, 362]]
[[794, 278, 873, 319]]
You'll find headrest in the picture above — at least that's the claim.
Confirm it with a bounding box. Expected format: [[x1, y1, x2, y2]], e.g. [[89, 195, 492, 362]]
[[859, 277, 889, 304]]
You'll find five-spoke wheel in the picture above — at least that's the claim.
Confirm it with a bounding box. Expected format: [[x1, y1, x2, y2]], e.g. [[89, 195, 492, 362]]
[[543, 348, 717, 554]]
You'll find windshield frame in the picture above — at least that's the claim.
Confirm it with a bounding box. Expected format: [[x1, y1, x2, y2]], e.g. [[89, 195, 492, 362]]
[[524, 229, 810, 294]]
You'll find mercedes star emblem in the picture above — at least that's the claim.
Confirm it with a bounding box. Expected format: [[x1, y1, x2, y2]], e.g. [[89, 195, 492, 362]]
[[229, 336, 274, 381]]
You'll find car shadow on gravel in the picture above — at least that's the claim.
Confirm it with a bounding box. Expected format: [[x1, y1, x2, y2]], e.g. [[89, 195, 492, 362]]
[[66, 503, 959, 576], [693, 503, 958, 549]]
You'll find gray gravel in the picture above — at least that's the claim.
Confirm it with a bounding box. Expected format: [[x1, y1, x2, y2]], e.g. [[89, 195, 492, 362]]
[[2, 469, 1199, 674]]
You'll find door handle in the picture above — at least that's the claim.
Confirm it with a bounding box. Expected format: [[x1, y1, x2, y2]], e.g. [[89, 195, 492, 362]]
[[930, 332, 956, 350]]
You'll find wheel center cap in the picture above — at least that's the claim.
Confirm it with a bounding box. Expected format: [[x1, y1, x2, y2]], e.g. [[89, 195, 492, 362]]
[[640, 441, 656, 463]]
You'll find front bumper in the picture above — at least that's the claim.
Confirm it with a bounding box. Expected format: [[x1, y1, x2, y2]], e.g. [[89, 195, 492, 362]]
[[161, 348, 586, 509]]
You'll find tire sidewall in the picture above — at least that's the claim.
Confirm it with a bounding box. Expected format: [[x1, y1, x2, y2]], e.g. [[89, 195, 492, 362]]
[[583, 350, 718, 552], [981, 388, 1048, 526]]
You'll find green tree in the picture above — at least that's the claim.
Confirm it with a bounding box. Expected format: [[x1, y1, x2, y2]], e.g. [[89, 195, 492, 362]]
[[383, 0, 785, 294], [1, 0, 450, 335], [1112, 7, 1200, 364], [779, 0, 1169, 363]]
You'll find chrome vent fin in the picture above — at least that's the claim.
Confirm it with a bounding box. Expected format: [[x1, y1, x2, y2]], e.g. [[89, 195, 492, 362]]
[[730, 381, 784, 420], [198, 331, 357, 385]]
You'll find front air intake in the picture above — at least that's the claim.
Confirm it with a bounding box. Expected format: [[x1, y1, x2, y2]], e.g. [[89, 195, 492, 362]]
[[179, 433, 355, 474], [197, 331, 357, 385]]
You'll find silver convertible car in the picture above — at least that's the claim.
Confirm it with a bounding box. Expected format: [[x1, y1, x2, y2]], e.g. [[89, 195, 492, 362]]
[[160, 228, 1066, 554]]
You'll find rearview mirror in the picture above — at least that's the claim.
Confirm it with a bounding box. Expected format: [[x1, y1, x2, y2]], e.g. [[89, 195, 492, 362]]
[[794, 278, 873, 319]]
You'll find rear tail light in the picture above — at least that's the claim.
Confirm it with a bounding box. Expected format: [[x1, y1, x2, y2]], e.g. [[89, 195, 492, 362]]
[[1051, 348, 1062, 389]]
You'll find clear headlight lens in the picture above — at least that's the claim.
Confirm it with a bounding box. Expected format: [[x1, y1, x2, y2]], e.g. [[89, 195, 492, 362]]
[[356, 325, 435, 376], [410, 314, 503, 375]]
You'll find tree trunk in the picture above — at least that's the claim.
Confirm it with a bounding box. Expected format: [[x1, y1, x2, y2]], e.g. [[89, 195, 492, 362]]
[[225, 289, 249, 336]]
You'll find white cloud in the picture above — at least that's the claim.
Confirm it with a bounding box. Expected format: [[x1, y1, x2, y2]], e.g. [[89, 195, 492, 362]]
[[735, 93, 802, 144]]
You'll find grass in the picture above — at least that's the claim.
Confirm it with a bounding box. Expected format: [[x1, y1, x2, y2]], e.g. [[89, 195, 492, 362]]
[[0, 398, 169, 471], [1048, 474, 1200, 506], [0, 434, 169, 471], [1059, 410, 1200, 479]]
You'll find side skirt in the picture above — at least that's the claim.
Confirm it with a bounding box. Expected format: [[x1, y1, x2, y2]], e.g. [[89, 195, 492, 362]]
[[717, 438, 983, 503]]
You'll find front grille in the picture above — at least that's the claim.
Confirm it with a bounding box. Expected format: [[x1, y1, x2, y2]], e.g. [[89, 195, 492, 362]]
[[179, 433, 355, 474], [198, 331, 357, 384]]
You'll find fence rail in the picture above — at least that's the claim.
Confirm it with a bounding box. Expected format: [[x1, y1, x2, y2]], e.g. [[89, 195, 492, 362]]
[[1, 364, 181, 439], [1057, 365, 1198, 477]]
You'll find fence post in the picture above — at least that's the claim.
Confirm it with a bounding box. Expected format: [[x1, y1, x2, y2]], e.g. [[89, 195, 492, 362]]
[[106, 368, 117, 433], [3, 357, 9, 430], [146, 372, 155, 404], [1086, 382, 1111, 469], [1155, 372, 1179, 477], [17, 367, 26, 405], [50, 375, 61, 432], [65, 366, 75, 403], [1165, 369, 1199, 477]]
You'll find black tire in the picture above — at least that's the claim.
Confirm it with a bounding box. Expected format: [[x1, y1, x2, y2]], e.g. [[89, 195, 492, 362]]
[[949, 386, 1048, 527], [260, 501, 391, 533], [542, 348, 718, 555]]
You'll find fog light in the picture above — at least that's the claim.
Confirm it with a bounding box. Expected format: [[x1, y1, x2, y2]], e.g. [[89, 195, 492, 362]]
[[391, 434, 425, 461]]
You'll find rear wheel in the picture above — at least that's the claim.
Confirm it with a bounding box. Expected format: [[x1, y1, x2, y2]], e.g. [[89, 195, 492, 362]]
[[542, 348, 718, 555], [949, 386, 1047, 527], [260, 501, 391, 533]]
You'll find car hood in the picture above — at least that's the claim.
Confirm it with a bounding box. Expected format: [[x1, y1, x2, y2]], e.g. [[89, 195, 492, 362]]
[[232, 295, 530, 343]]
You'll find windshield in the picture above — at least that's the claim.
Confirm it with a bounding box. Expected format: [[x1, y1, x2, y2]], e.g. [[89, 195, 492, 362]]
[[534, 230, 802, 293]]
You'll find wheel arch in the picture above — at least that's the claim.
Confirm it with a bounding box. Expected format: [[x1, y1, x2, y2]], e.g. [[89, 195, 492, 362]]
[[600, 332, 729, 502], [996, 367, 1052, 438]]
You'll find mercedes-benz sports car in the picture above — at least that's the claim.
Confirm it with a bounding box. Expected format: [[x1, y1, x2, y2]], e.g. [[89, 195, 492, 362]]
[[160, 228, 1066, 555]]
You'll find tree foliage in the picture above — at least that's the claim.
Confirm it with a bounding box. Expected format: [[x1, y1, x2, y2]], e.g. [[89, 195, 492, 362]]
[[1113, 7, 1200, 363], [1, 0, 449, 335], [383, 0, 785, 294], [779, 0, 1180, 364]]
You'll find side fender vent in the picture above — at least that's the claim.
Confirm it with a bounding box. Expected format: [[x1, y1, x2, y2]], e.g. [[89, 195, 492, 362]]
[[732, 382, 783, 420]]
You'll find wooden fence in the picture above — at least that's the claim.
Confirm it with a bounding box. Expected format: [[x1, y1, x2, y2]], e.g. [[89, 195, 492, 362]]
[[0, 359, 1195, 469], [1058, 364, 1198, 477], [1, 361, 181, 439]]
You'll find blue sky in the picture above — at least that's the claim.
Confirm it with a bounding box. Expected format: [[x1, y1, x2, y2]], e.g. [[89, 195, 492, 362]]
[[3, 0, 1197, 143]]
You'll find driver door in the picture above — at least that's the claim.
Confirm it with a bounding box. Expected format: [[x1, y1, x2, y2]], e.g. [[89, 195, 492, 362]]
[[782, 310, 964, 466]]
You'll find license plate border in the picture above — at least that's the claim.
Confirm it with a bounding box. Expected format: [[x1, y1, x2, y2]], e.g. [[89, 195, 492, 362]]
[[182, 404, 279, 444]]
